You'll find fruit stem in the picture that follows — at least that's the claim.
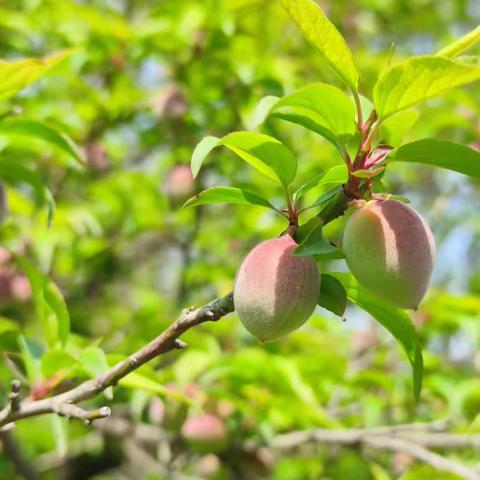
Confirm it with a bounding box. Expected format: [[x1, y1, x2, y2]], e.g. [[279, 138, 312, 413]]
[[316, 175, 368, 227], [285, 189, 298, 223], [317, 187, 350, 226]]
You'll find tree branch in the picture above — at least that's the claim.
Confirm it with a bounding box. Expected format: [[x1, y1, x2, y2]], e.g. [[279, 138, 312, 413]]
[[0, 293, 234, 429], [273, 424, 480, 480], [365, 436, 480, 480]]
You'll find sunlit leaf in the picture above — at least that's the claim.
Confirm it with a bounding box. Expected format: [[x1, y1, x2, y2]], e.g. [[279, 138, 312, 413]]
[[0, 51, 72, 103], [380, 109, 420, 146], [294, 165, 348, 201], [0, 118, 84, 165], [305, 187, 341, 212], [281, 0, 359, 91], [119, 371, 192, 405], [0, 160, 55, 225], [16, 257, 69, 347], [388, 139, 480, 178], [252, 95, 279, 128], [191, 135, 219, 178], [191, 132, 297, 187], [184, 186, 276, 210], [254, 84, 357, 148], [41, 349, 77, 379], [437, 26, 480, 58], [374, 56, 480, 118]]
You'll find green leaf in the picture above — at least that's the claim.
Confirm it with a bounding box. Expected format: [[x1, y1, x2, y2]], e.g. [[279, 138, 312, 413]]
[[16, 257, 51, 342], [456, 55, 480, 66], [184, 186, 276, 210], [16, 257, 70, 347], [0, 316, 19, 335], [373, 56, 480, 118], [304, 187, 341, 211], [41, 349, 77, 379], [43, 282, 70, 348], [255, 84, 357, 147], [0, 51, 72, 103], [252, 95, 280, 128], [281, 0, 359, 91], [295, 223, 339, 257], [318, 274, 347, 317], [437, 26, 480, 58], [332, 273, 423, 401], [118, 371, 192, 405], [388, 139, 480, 178], [0, 118, 84, 165], [380, 109, 420, 146], [294, 165, 348, 201], [79, 347, 109, 378], [0, 160, 55, 225], [359, 95, 374, 120], [191, 135, 219, 178], [314, 250, 345, 262], [18, 335, 42, 382], [221, 132, 297, 187], [79, 347, 112, 399], [191, 132, 297, 187]]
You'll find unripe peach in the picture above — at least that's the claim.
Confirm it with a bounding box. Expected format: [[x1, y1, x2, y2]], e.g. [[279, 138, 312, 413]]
[[163, 165, 195, 201], [86, 141, 110, 173], [152, 86, 188, 119], [343, 200, 435, 309], [197, 454, 221, 477], [234, 235, 320, 341]]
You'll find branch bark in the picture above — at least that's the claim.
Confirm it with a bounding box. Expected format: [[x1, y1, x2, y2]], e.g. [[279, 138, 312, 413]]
[[273, 425, 480, 480], [0, 293, 234, 429]]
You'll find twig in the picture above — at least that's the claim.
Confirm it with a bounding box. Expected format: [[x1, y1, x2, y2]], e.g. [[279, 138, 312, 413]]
[[272, 422, 479, 449], [273, 424, 480, 480], [8, 380, 21, 412], [0, 293, 234, 428], [365, 436, 480, 480]]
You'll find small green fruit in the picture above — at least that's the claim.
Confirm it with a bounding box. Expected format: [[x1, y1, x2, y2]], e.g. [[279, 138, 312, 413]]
[[343, 199, 435, 309], [234, 234, 320, 341]]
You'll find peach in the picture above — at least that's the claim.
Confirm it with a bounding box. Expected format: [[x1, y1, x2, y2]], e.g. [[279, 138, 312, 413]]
[[343, 200, 435, 309], [163, 165, 194, 201], [234, 235, 320, 341], [181, 414, 226, 452]]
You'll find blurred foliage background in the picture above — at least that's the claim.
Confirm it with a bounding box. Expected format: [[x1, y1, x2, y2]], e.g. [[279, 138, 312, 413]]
[[0, 0, 479, 479]]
